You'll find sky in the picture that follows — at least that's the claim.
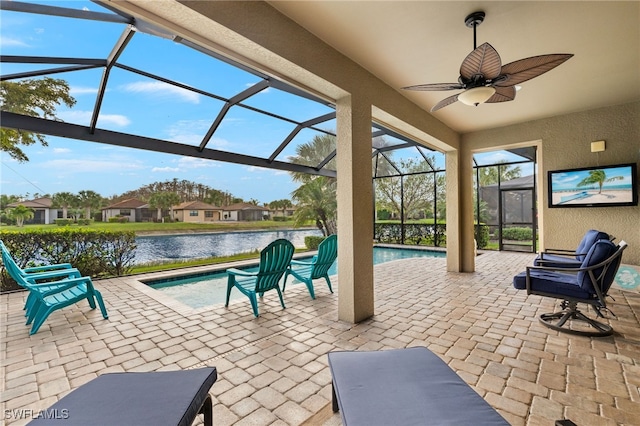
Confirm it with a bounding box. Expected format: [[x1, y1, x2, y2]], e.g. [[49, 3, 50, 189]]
[[0, 0, 336, 204], [1, 1, 529, 204]]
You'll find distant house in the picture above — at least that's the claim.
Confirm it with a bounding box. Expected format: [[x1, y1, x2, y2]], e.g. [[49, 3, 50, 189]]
[[172, 201, 221, 222], [102, 198, 151, 222], [222, 203, 269, 221], [7, 197, 60, 224], [268, 206, 296, 218]]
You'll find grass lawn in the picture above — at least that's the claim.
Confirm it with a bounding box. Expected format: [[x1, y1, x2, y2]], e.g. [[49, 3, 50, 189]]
[[0, 220, 310, 234]]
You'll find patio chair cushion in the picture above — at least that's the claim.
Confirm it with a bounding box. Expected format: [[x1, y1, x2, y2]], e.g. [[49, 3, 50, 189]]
[[513, 270, 591, 299], [533, 229, 609, 267], [327, 347, 508, 425], [28, 367, 217, 426], [577, 239, 617, 293]]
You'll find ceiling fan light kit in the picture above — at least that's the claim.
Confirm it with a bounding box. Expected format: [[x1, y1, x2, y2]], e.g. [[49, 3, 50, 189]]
[[402, 11, 573, 112], [458, 86, 496, 106]]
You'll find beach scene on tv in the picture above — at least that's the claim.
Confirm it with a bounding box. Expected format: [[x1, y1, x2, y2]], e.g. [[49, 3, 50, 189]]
[[550, 165, 635, 206]]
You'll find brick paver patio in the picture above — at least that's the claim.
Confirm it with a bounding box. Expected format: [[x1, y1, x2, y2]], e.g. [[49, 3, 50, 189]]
[[1, 251, 639, 425]]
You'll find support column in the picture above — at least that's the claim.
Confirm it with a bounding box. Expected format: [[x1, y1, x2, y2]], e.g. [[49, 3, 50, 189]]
[[446, 148, 476, 272], [336, 95, 374, 323]]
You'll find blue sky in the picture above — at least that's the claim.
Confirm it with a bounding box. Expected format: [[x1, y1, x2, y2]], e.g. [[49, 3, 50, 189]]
[[0, 1, 338, 203]]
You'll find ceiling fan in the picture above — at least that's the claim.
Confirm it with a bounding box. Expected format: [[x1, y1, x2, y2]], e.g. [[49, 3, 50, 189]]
[[402, 11, 573, 112]]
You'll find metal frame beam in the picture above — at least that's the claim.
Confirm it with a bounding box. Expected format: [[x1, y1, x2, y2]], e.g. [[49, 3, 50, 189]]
[[1, 0, 131, 23], [268, 112, 336, 162], [1, 111, 337, 178]]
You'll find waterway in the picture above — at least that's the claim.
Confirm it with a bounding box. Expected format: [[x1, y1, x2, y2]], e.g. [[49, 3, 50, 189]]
[[134, 229, 322, 264]]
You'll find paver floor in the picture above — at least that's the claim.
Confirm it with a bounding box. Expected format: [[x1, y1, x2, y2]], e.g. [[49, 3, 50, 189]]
[[1, 251, 639, 425]]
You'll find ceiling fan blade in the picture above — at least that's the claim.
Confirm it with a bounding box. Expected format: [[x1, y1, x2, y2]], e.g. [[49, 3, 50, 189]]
[[430, 93, 459, 112], [460, 42, 502, 81], [402, 82, 464, 91], [486, 85, 516, 103], [495, 54, 573, 87]]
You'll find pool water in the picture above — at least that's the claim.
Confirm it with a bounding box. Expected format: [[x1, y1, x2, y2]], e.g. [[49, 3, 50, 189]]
[[145, 246, 444, 309]]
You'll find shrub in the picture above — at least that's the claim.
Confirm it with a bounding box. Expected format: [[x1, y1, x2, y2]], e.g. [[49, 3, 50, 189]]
[[273, 216, 288, 222], [305, 235, 326, 250], [54, 219, 74, 226], [474, 224, 490, 249], [0, 229, 136, 292], [502, 227, 533, 241]]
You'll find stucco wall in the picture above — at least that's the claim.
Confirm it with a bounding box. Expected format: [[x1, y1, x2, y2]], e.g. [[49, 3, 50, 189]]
[[463, 101, 640, 266]]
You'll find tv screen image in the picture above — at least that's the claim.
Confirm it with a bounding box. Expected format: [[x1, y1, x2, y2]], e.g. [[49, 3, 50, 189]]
[[548, 163, 638, 208]]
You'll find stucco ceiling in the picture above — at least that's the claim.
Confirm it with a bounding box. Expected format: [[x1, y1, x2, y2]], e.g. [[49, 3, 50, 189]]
[[268, 1, 640, 134]]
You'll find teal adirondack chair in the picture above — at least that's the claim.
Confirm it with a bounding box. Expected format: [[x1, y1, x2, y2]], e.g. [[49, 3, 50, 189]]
[[225, 239, 295, 317], [25, 274, 109, 335], [283, 234, 337, 299], [0, 240, 81, 316]]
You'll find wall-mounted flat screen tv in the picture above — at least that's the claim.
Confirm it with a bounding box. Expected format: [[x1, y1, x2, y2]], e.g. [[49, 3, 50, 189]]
[[548, 163, 638, 208]]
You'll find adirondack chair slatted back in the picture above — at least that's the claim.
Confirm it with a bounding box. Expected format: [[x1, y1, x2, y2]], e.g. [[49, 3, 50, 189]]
[[310, 235, 337, 279], [255, 239, 295, 293]]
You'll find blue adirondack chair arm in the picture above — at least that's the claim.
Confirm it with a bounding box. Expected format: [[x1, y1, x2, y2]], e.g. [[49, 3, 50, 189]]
[[290, 259, 313, 266], [227, 268, 257, 277], [23, 263, 73, 273]]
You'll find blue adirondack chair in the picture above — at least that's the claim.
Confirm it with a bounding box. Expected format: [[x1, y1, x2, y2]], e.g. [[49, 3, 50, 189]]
[[283, 234, 337, 299], [0, 240, 81, 315], [25, 274, 109, 335], [225, 239, 295, 317]]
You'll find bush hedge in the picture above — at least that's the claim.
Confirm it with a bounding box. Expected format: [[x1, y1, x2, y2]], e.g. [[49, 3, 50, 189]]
[[0, 229, 136, 292], [474, 224, 490, 249], [305, 235, 327, 250], [501, 227, 533, 241]]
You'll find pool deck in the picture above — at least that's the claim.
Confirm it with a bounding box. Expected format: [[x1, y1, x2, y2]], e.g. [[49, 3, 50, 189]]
[[1, 251, 640, 425]]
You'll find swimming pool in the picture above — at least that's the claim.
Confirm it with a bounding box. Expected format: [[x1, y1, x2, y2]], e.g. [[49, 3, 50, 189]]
[[144, 246, 445, 309]]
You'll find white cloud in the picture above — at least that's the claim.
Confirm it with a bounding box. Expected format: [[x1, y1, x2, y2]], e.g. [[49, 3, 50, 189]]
[[151, 166, 180, 172], [69, 86, 99, 96], [0, 36, 28, 48], [122, 81, 200, 104], [52, 148, 71, 154], [56, 110, 131, 127], [176, 157, 219, 169], [42, 158, 144, 173]]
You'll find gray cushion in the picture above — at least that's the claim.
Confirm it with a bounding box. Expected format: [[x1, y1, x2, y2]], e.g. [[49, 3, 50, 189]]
[[28, 367, 217, 425], [328, 347, 508, 426]]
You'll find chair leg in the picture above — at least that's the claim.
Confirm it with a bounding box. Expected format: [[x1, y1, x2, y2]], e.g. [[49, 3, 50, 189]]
[[304, 278, 316, 300], [248, 293, 259, 317], [324, 276, 334, 294], [539, 301, 613, 337], [275, 286, 286, 309], [282, 270, 290, 292], [225, 277, 234, 307], [93, 290, 109, 319], [30, 304, 55, 335]]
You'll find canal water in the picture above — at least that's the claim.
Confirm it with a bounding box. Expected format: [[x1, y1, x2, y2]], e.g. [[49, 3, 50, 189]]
[[134, 229, 322, 264]]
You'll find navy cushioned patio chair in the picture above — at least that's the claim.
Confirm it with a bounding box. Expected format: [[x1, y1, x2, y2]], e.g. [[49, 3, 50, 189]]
[[225, 238, 294, 317], [514, 239, 627, 336], [28, 367, 217, 426], [283, 234, 337, 299], [534, 229, 610, 268]]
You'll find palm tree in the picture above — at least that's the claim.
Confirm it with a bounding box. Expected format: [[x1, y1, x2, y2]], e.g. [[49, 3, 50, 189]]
[[9, 204, 34, 227], [149, 191, 181, 222], [291, 177, 336, 236], [288, 134, 337, 183], [77, 190, 103, 220], [577, 169, 624, 194], [52, 191, 78, 219]]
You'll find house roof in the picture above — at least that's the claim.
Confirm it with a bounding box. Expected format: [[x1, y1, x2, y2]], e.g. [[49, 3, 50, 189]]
[[103, 198, 148, 209], [7, 197, 52, 208], [173, 201, 219, 210]]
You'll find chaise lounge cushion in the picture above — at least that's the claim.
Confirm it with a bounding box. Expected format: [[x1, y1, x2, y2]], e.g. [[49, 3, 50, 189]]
[[28, 367, 217, 425], [328, 347, 508, 425]]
